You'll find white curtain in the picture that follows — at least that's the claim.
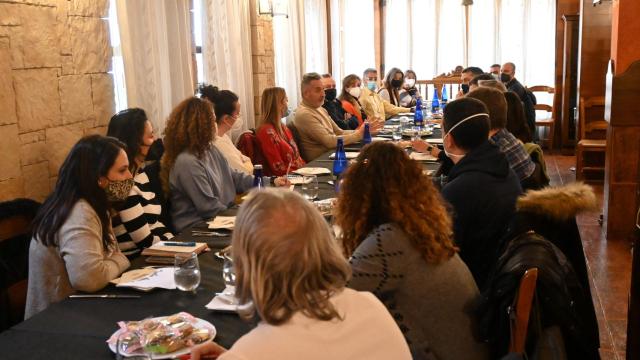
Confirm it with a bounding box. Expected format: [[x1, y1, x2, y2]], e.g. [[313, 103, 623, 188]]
[[384, 0, 555, 87], [329, 0, 375, 89], [115, 0, 195, 132], [304, 0, 329, 74], [273, 1, 305, 108], [200, 0, 255, 138]]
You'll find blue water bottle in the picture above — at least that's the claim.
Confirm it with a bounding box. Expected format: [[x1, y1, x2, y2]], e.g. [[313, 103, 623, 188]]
[[362, 122, 372, 145], [253, 164, 264, 189], [413, 97, 423, 127], [441, 86, 448, 109], [431, 88, 440, 113], [333, 138, 347, 192]]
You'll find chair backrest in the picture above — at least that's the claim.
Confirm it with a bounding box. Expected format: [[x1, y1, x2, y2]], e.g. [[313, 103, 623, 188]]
[[526, 86, 555, 115], [417, 73, 463, 100], [0, 198, 40, 331], [286, 123, 305, 160], [578, 96, 607, 140], [509, 268, 539, 354], [236, 129, 267, 174]]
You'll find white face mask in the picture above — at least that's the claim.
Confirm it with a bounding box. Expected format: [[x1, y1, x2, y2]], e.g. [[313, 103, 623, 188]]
[[405, 79, 416, 87], [347, 87, 361, 99], [442, 113, 490, 160]]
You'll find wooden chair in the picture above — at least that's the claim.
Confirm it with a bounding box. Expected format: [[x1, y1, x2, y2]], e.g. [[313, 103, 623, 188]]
[[416, 73, 463, 102], [527, 86, 555, 149], [508, 268, 539, 355], [576, 96, 607, 181]]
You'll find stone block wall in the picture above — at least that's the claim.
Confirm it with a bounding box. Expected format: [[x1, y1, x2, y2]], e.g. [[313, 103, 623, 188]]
[[250, 0, 275, 122], [0, 0, 114, 202]]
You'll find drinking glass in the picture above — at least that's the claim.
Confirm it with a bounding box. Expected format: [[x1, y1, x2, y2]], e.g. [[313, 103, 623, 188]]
[[392, 126, 402, 142], [222, 255, 236, 288], [174, 253, 201, 292], [301, 175, 319, 200]]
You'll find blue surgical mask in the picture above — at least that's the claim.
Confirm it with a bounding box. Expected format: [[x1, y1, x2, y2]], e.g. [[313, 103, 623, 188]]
[[367, 82, 377, 91]]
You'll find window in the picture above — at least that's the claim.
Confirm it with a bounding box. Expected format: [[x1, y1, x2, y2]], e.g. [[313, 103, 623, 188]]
[[192, 0, 204, 84], [108, 0, 127, 111]]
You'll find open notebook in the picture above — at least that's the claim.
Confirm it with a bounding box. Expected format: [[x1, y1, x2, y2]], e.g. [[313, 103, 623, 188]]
[[141, 241, 209, 257]]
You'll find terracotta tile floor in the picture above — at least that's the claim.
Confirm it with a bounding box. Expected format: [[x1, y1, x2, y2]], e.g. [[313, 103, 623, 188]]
[[545, 154, 632, 359]]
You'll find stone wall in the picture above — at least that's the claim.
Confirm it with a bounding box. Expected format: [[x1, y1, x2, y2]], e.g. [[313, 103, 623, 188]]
[[0, 0, 114, 202], [249, 0, 275, 121]]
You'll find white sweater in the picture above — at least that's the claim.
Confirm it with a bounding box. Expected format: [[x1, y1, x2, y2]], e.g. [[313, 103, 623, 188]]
[[219, 288, 412, 360]]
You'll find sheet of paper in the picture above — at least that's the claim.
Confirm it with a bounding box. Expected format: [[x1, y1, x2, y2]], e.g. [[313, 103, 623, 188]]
[[426, 138, 444, 144], [116, 267, 176, 290], [409, 152, 438, 162], [329, 152, 359, 160], [207, 216, 236, 230], [205, 286, 238, 312]]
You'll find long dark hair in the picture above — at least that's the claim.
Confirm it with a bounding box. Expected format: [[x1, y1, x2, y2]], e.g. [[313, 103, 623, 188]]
[[198, 84, 239, 123], [382, 67, 404, 106], [504, 91, 533, 143], [31, 135, 126, 250], [107, 108, 148, 172]]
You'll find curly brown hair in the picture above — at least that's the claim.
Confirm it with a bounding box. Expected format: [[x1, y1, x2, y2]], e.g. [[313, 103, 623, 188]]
[[160, 97, 216, 194], [335, 142, 457, 263]]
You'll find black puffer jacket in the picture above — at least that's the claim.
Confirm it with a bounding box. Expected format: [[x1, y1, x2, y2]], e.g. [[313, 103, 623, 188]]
[[477, 232, 600, 359]]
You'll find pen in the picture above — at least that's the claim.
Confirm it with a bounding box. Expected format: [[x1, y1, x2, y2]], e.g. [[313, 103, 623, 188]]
[[164, 242, 196, 247]]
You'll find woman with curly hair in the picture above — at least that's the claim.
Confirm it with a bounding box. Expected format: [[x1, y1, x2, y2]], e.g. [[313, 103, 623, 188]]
[[335, 141, 488, 360], [161, 97, 289, 232]]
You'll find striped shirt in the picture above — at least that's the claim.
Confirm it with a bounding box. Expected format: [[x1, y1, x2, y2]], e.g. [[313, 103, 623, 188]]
[[490, 128, 535, 182], [112, 166, 173, 257]]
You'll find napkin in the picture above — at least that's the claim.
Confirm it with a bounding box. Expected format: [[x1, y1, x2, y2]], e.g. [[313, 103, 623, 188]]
[[329, 152, 359, 160], [205, 286, 239, 312], [409, 152, 438, 162], [208, 216, 235, 230], [293, 167, 331, 176]]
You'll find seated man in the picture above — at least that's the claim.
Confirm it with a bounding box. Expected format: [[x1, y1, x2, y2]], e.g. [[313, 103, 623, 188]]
[[358, 68, 412, 120], [501, 62, 536, 141], [293, 73, 379, 162], [321, 73, 359, 130], [459, 66, 484, 96], [439, 97, 522, 289], [466, 87, 538, 189], [489, 64, 501, 76]]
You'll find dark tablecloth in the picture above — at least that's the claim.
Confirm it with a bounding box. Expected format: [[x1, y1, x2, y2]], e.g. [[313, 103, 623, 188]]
[[0, 118, 443, 359]]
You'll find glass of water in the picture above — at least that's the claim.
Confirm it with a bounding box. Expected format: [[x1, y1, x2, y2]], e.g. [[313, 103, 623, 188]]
[[174, 253, 201, 292], [392, 126, 402, 142], [301, 175, 319, 200], [222, 254, 236, 288]]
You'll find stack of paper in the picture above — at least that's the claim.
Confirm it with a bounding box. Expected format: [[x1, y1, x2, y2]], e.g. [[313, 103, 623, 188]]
[[207, 216, 235, 230], [141, 241, 209, 257]]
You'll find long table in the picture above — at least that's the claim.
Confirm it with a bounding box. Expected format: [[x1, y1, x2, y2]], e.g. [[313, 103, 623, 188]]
[[0, 119, 442, 359]]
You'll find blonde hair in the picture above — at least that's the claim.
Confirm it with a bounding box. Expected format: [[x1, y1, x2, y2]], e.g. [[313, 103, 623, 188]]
[[232, 188, 351, 325], [259, 87, 287, 136]]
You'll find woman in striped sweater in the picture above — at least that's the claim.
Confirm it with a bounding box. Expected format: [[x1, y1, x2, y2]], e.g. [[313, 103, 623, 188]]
[[107, 108, 173, 257]]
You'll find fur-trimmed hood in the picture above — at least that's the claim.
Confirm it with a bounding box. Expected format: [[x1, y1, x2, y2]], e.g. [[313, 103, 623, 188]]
[[516, 182, 598, 221]]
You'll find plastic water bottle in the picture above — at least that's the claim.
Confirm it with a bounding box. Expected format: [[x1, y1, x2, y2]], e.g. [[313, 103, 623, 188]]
[[431, 88, 440, 113], [414, 97, 423, 127], [253, 164, 264, 189], [333, 138, 347, 192], [362, 122, 372, 145]]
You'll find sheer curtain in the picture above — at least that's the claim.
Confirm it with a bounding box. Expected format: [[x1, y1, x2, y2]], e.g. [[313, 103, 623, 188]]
[[200, 0, 255, 137], [330, 0, 375, 89], [115, 0, 195, 132], [273, 1, 305, 108], [304, 0, 329, 74]]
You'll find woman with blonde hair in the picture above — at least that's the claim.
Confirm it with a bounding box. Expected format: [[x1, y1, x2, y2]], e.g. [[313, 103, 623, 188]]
[[190, 189, 411, 360], [335, 141, 488, 360], [256, 87, 305, 176], [161, 97, 289, 232]]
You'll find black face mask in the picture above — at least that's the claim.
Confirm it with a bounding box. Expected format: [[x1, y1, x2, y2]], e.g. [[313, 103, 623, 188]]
[[391, 79, 403, 88], [500, 73, 512, 83], [324, 88, 337, 101], [461, 84, 470, 94]]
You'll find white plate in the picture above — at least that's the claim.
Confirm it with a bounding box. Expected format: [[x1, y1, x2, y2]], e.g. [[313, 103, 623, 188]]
[[108, 316, 216, 359], [292, 167, 331, 176]]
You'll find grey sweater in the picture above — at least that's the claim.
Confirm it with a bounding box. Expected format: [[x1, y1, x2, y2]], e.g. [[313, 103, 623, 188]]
[[25, 200, 130, 319], [348, 224, 489, 360], [169, 146, 256, 232]]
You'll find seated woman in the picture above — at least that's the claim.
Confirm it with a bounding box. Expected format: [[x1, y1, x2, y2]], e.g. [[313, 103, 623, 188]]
[[378, 67, 406, 107], [190, 189, 412, 360], [398, 69, 420, 107], [256, 87, 306, 176], [439, 97, 522, 289], [199, 84, 254, 175], [338, 74, 368, 127], [26, 135, 131, 319], [161, 97, 289, 232], [107, 108, 174, 257], [335, 142, 488, 360], [504, 91, 533, 143]]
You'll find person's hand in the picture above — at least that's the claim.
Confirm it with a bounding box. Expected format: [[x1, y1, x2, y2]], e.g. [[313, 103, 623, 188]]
[[411, 139, 430, 153], [368, 120, 383, 135], [274, 176, 291, 187], [409, 107, 416, 113], [430, 146, 441, 158], [189, 341, 227, 360]]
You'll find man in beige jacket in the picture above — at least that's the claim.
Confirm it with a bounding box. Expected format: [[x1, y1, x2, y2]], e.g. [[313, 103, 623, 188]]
[[293, 73, 381, 162], [359, 68, 413, 120]]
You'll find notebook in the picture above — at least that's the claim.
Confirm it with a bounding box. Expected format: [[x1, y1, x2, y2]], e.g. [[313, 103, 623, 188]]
[[141, 241, 209, 257]]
